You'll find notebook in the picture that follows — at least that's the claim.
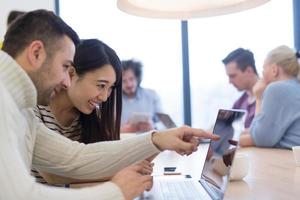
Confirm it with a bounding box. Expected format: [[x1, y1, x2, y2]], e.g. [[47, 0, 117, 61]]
[[141, 109, 246, 200]]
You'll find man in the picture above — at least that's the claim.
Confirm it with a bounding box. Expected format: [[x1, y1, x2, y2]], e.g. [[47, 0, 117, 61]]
[[0, 10, 218, 200], [222, 48, 259, 128], [121, 59, 162, 132]]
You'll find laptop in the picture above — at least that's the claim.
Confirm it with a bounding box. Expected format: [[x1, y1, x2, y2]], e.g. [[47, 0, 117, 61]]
[[141, 109, 246, 200], [156, 112, 177, 129]]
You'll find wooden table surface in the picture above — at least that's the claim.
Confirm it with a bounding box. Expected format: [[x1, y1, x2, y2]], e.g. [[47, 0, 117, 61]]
[[151, 144, 300, 200], [70, 135, 300, 199]]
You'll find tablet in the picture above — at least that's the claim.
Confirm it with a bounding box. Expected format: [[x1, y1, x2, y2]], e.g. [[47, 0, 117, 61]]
[[128, 112, 151, 124]]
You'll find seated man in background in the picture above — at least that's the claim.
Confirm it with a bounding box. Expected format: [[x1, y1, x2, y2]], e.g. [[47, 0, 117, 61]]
[[240, 45, 300, 149], [121, 59, 163, 132], [7, 10, 26, 27], [222, 48, 259, 128], [0, 10, 25, 49]]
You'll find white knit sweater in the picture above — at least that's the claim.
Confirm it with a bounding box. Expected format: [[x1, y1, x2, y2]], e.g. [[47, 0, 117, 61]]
[[0, 50, 160, 200]]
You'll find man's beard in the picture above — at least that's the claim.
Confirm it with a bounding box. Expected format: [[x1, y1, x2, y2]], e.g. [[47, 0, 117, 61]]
[[124, 87, 136, 96], [37, 87, 53, 105], [29, 59, 55, 106]]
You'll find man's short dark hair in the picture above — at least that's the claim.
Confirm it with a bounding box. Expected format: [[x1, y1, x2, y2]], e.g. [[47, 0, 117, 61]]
[[2, 9, 80, 58], [222, 48, 257, 74], [7, 10, 25, 26], [121, 59, 143, 86]]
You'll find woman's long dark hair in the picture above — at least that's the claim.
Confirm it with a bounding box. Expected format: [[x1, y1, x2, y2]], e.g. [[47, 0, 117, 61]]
[[73, 39, 122, 143]]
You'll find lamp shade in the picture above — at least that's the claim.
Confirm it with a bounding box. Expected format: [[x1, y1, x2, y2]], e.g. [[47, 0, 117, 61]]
[[117, 0, 270, 19]]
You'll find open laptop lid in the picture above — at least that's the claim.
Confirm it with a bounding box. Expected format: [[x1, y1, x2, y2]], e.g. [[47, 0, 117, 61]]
[[200, 109, 246, 200], [156, 112, 177, 129]]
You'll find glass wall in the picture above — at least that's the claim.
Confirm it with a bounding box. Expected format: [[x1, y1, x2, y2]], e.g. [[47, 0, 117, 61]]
[[60, 0, 293, 128], [189, 0, 293, 129], [60, 0, 184, 125]]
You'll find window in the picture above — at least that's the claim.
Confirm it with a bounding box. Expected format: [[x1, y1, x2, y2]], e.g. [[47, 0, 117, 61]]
[[60, 0, 293, 128], [189, 0, 293, 128], [60, 0, 184, 125]]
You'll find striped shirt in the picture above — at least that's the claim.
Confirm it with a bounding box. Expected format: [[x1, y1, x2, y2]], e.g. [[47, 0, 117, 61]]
[[31, 105, 82, 185], [0, 50, 159, 200]]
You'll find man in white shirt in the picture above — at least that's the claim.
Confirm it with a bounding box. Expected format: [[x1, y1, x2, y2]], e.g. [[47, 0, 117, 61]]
[[0, 9, 218, 200]]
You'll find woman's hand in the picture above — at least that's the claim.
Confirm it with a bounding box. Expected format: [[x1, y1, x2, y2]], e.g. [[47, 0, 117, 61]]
[[253, 79, 268, 100]]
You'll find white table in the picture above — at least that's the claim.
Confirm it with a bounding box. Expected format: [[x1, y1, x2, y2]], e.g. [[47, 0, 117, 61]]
[[71, 134, 300, 199], [151, 144, 300, 200]]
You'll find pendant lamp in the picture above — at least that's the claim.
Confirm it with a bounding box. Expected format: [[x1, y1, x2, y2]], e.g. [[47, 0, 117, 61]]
[[117, 0, 270, 19]]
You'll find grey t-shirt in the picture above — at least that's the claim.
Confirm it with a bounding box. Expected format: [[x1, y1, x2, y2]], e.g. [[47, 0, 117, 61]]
[[250, 79, 300, 149]]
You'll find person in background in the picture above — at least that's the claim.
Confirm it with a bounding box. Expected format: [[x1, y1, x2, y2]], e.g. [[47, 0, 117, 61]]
[[0, 10, 25, 49], [32, 39, 154, 186], [222, 48, 259, 128], [240, 45, 300, 149], [7, 10, 25, 27], [0, 9, 218, 200], [121, 59, 163, 132]]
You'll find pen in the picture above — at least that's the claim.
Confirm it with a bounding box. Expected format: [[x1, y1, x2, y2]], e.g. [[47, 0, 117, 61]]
[[163, 172, 182, 175]]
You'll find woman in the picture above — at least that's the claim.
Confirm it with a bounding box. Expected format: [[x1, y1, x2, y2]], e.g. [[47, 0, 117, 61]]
[[32, 39, 153, 185], [240, 45, 300, 149]]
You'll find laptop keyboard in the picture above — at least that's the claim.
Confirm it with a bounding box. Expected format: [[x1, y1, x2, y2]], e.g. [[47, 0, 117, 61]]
[[159, 180, 205, 200]]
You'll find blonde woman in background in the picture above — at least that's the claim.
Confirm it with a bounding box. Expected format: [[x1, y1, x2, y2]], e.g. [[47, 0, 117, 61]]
[[240, 45, 300, 149]]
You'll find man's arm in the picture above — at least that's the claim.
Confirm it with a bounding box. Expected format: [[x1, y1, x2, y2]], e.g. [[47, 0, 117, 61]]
[[37, 159, 154, 185], [33, 122, 218, 180], [33, 123, 160, 180], [0, 91, 124, 200], [0, 134, 143, 200], [38, 170, 111, 184]]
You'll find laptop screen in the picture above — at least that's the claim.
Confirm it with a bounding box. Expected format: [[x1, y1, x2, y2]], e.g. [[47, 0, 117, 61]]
[[200, 109, 246, 198], [156, 112, 177, 129]]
